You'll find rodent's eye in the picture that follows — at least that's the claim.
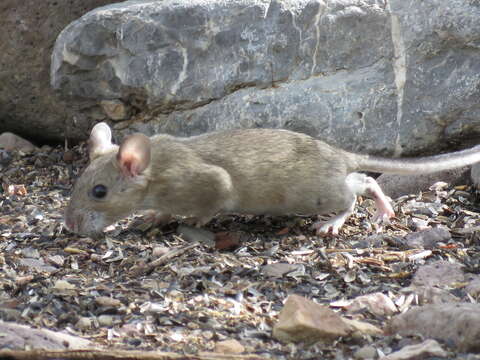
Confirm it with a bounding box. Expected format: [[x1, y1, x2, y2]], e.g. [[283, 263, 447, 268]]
[[91, 184, 108, 199]]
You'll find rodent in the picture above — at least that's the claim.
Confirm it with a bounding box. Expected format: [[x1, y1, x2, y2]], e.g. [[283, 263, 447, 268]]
[[64, 122, 480, 237]]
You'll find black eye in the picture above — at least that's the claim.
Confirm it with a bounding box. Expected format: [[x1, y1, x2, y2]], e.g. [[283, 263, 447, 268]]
[[91, 184, 108, 199]]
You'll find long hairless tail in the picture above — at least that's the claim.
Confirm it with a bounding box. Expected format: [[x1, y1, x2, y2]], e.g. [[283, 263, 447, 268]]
[[356, 145, 480, 175]]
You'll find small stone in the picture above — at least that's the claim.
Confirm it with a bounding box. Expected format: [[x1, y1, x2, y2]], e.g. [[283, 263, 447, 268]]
[[354, 345, 377, 359], [340, 292, 398, 317], [47, 255, 65, 267], [152, 246, 169, 257], [261, 263, 302, 278], [177, 225, 215, 246], [404, 228, 451, 249], [0, 132, 36, 153], [97, 315, 114, 327], [54, 280, 76, 290], [20, 258, 56, 273], [76, 317, 92, 331], [272, 294, 351, 344], [342, 318, 382, 336], [90, 254, 102, 262], [95, 296, 122, 308], [187, 322, 200, 330], [168, 290, 184, 300], [382, 339, 447, 360], [202, 330, 214, 340], [387, 303, 480, 352], [412, 260, 464, 288], [127, 338, 142, 346], [214, 339, 245, 354], [21, 247, 40, 258]]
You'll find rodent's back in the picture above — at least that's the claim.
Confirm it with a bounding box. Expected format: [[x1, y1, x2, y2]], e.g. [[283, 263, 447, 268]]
[[183, 129, 336, 164], [179, 129, 355, 214]]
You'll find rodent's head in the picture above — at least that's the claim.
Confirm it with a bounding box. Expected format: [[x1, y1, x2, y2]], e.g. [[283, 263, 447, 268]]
[[65, 122, 152, 237]]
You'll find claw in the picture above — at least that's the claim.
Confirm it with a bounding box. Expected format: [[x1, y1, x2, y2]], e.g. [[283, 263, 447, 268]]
[[313, 199, 356, 235], [313, 219, 342, 235]]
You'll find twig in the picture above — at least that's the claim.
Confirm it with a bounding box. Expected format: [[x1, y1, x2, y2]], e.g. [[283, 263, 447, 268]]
[[129, 242, 200, 276], [0, 349, 265, 360]]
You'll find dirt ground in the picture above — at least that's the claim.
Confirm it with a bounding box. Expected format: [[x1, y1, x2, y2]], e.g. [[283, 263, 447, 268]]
[[1, 143, 480, 359]]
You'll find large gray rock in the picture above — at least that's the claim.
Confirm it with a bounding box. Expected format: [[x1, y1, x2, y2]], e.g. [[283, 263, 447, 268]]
[[51, 0, 480, 154], [377, 167, 470, 199], [0, 0, 121, 143], [387, 303, 480, 352]]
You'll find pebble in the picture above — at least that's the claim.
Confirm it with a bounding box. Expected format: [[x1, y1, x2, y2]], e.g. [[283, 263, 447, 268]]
[[95, 296, 122, 308], [214, 339, 245, 354], [354, 345, 377, 359], [76, 317, 93, 331], [47, 255, 65, 267], [98, 315, 114, 327], [202, 330, 214, 340], [152, 246, 170, 257], [187, 322, 200, 330], [177, 225, 215, 246]]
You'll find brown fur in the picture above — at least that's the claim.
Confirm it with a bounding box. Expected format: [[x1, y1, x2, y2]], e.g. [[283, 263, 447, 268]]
[[65, 123, 480, 237]]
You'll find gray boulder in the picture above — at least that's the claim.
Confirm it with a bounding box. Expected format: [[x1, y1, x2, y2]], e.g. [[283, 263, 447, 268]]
[[51, 0, 480, 155], [377, 167, 471, 199], [0, 0, 121, 143]]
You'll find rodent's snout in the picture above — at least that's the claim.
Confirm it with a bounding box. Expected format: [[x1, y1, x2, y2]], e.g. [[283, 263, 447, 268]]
[[64, 207, 78, 233], [64, 217, 75, 233], [63, 207, 106, 238]]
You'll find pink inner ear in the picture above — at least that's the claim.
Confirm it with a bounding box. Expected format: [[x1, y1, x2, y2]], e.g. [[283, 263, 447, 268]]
[[116, 133, 151, 177], [118, 153, 139, 177]]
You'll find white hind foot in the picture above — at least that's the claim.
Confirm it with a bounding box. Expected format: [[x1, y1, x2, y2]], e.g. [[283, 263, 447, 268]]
[[364, 177, 395, 223], [313, 199, 356, 235], [313, 174, 395, 235]]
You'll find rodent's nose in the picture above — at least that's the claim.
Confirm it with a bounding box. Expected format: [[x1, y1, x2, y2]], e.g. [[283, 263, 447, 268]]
[[64, 208, 76, 232], [65, 218, 74, 232]]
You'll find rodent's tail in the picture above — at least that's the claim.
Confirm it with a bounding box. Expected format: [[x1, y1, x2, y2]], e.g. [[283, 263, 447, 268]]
[[355, 145, 480, 174]]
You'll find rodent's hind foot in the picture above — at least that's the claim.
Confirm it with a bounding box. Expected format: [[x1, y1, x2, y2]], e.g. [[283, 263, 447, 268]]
[[312, 212, 349, 235], [312, 199, 356, 235], [365, 177, 395, 222], [371, 207, 394, 226], [313, 199, 357, 235]]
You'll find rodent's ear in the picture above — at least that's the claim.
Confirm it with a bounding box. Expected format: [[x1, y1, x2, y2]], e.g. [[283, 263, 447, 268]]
[[117, 133, 151, 177], [89, 122, 113, 160]]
